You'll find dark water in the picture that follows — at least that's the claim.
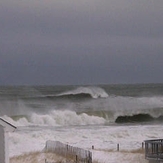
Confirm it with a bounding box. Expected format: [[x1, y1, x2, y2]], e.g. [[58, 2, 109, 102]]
[[1, 83, 163, 124]]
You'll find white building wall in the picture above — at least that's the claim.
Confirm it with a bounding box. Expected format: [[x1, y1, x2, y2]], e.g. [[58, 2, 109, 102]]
[[0, 126, 9, 163]]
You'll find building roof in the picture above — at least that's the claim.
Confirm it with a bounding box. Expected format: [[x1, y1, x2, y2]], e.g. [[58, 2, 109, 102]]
[[0, 118, 16, 132]]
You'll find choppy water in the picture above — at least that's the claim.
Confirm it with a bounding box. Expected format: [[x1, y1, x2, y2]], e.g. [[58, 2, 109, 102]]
[[1, 84, 163, 162]]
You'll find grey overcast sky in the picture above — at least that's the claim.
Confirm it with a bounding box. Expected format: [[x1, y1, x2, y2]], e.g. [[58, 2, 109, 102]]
[[0, 0, 163, 85]]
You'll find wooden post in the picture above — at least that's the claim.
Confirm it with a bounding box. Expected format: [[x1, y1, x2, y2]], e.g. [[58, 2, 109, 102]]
[[142, 142, 144, 149], [88, 151, 92, 163], [117, 144, 119, 151], [76, 155, 78, 163]]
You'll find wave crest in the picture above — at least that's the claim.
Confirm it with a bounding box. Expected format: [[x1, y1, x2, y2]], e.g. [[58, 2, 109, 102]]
[[57, 86, 109, 99]]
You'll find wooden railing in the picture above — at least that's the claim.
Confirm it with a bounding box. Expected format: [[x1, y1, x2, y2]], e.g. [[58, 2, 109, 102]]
[[145, 139, 163, 161], [44, 140, 92, 163]]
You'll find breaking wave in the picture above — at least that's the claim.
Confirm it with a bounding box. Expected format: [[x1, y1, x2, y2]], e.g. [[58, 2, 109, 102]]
[[115, 113, 163, 123], [55, 86, 109, 99], [1, 110, 107, 127], [47, 93, 92, 99], [2, 107, 163, 128]]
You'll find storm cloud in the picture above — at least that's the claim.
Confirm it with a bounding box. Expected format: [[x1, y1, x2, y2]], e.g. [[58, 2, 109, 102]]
[[0, 0, 163, 85]]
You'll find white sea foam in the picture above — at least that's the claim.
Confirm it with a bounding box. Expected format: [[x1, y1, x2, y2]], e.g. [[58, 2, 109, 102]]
[[92, 150, 147, 163], [9, 123, 163, 162]]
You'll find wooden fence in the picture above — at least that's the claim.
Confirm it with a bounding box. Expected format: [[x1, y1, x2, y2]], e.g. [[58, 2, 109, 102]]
[[44, 140, 92, 163]]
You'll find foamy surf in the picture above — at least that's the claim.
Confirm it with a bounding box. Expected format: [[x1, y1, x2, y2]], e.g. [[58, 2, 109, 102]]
[[9, 123, 160, 162]]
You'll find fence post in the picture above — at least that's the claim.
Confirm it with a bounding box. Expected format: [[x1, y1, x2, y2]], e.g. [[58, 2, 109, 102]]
[[88, 151, 92, 163], [142, 142, 144, 149], [117, 144, 119, 151]]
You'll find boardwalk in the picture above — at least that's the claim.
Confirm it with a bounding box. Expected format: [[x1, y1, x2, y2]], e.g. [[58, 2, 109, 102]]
[[145, 139, 163, 163]]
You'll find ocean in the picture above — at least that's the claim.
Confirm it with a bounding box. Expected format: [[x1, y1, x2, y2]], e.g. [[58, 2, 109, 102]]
[[1, 83, 163, 162]]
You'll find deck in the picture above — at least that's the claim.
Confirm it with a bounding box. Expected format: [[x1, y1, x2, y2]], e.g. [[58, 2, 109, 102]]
[[145, 139, 163, 163]]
